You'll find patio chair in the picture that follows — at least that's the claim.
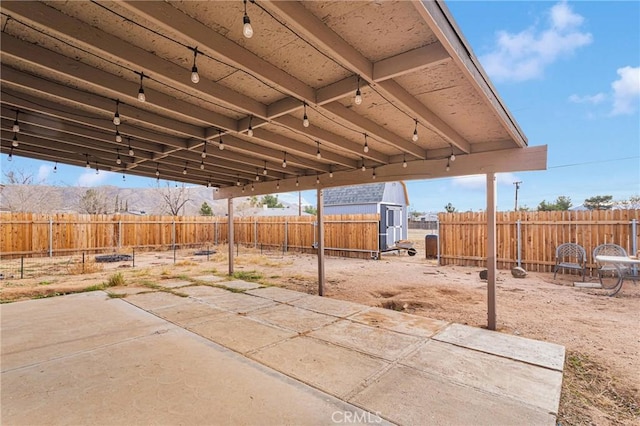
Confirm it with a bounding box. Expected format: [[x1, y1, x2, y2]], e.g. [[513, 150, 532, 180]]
[[592, 243, 629, 288], [553, 243, 587, 281]]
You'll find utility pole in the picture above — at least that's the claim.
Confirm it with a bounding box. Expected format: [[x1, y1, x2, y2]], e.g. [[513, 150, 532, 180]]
[[513, 181, 522, 211]]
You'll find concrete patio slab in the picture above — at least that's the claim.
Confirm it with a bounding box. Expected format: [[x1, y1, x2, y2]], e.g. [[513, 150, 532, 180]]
[[156, 279, 192, 288], [251, 336, 389, 398], [106, 286, 154, 295], [308, 319, 422, 361], [246, 286, 309, 303], [291, 294, 368, 318], [1, 295, 380, 425], [150, 299, 226, 326], [401, 340, 563, 413], [179, 285, 230, 298], [220, 280, 262, 290], [248, 304, 337, 333], [191, 274, 225, 283], [187, 314, 296, 354], [350, 365, 556, 426], [125, 290, 187, 311], [433, 323, 565, 371], [198, 292, 276, 313], [349, 306, 449, 338]]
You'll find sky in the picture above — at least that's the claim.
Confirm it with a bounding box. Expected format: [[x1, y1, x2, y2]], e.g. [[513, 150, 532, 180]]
[[1, 1, 639, 212]]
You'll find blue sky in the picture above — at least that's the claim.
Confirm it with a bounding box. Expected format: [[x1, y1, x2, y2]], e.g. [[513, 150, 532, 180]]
[[1, 1, 638, 212]]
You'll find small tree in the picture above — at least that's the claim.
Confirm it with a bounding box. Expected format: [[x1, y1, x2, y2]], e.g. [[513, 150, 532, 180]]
[[78, 188, 108, 214], [156, 182, 190, 216], [584, 195, 613, 210], [260, 194, 284, 208], [537, 196, 572, 211], [444, 203, 456, 213], [304, 205, 317, 215], [199, 201, 213, 216]]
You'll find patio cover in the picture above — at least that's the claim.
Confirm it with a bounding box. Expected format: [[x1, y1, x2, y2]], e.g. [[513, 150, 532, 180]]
[[0, 1, 547, 329]]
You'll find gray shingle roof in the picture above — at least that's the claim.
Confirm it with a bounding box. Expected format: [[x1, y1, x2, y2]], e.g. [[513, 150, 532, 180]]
[[324, 183, 386, 205]]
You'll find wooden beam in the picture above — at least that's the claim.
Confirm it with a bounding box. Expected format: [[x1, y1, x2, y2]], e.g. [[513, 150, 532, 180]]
[[317, 188, 325, 296], [373, 43, 451, 82], [228, 198, 235, 276]]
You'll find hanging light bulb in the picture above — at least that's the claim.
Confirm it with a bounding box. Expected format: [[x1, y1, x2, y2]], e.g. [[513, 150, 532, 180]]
[[218, 130, 224, 150], [12, 110, 20, 133], [8, 147, 13, 161], [354, 76, 362, 105], [255, 169, 260, 181], [316, 174, 320, 185], [363, 134, 369, 153], [202, 141, 207, 158], [242, 0, 253, 39], [237, 175, 241, 186], [207, 179, 211, 188], [276, 180, 280, 190], [12, 133, 18, 148], [113, 100, 121, 125], [316, 141, 321, 159], [295, 177, 299, 187], [251, 183, 255, 191], [242, 186, 245, 193], [95, 162, 100, 175], [361, 158, 366, 172], [183, 162, 188, 175], [115, 127, 122, 143], [190, 48, 200, 84], [85, 155, 90, 168], [263, 161, 268, 175], [116, 149, 122, 165], [200, 159, 205, 170], [450, 145, 456, 162], [412, 119, 418, 142], [302, 103, 309, 127], [372, 167, 376, 179], [137, 73, 146, 102], [122, 174, 126, 181], [53, 162, 58, 173], [446, 158, 450, 172], [329, 166, 333, 178], [282, 152, 287, 168], [127, 138, 134, 157], [403, 154, 407, 168], [247, 116, 254, 137], [155, 163, 160, 177]]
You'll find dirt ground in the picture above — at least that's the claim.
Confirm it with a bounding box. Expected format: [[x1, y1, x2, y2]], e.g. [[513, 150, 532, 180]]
[[1, 233, 639, 425]]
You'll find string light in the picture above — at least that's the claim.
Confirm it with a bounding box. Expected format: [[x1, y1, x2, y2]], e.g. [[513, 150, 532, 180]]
[[12, 110, 20, 133], [201, 141, 207, 158], [183, 162, 188, 175], [200, 159, 205, 170], [302, 103, 309, 127], [412, 119, 419, 142], [127, 138, 134, 156], [247, 115, 254, 137], [137, 72, 146, 102], [354, 76, 362, 105], [316, 141, 321, 159], [276, 180, 280, 190], [190, 48, 200, 84], [282, 152, 287, 168], [263, 161, 268, 175], [329, 165, 333, 178], [8, 147, 13, 161], [122, 173, 126, 181], [295, 176, 299, 187], [113, 99, 121, 125], [403, 154, 407, 168], [207, 179, 212, 188], [242, 185, 245, 193], [361, 157, 366, 172], [95, 161, 100, 174], [116, 148, 122, 165], [363, 134, 369, 153], [218, 130, 224, 150], [85, 154, 90, 168], [255, 168, 260, 181], [446, 158, 451, 172], [237, 175, 242, 186], [316, 174, 320, 185], [242, 0, 254, 39], [155, 163, 160, 177], [251, 183, 255, 191], [372, 167, 376, 179], [450, 145, 456, 162], [12, 133, 18, 148], [115, 126, 122, 143], [53, 162, 58, 173]]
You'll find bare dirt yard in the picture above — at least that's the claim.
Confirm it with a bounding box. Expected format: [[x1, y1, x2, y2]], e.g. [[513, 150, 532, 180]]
[[2, 234, 638, 425]]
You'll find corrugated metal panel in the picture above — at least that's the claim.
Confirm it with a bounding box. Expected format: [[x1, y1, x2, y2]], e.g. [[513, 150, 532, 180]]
[[324, 204, 378, 215]]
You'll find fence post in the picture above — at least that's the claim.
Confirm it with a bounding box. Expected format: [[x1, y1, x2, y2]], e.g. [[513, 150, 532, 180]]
[[284, 219, 288, 253], [82, 252, 85, 274], [214, 221, 218, 245], [49, 217, 53, 258], [632, 219, 638, 275], [436, 218, 441, 266], [20, 256, 24, 279], [172, 220, 176, 251], [516, 219, 522, 268], [254, 219, 258, 249]]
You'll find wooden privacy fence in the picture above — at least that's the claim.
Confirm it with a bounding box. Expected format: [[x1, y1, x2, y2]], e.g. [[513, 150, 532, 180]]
[[0, 213, 379, 259], [438, 210, 640, 273]]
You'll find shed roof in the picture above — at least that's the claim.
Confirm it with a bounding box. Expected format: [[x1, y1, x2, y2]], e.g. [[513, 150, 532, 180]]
[[324, 183, 386, 206], [0, 1, 546, 197]]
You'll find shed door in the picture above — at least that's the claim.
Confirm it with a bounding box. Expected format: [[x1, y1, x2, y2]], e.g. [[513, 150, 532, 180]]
[[380, 205, 402, 250]]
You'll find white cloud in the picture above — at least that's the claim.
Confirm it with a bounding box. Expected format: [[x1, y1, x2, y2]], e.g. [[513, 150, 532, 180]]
[[37, 165, 53, 182], [611, 66, 640, 115], [480, 1, 592, 82], [568, 93, 606, 105], [76, 170, 111, 187]]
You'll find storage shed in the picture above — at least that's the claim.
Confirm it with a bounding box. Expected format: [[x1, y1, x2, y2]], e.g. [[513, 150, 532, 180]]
[[323, 182, 409, 251]]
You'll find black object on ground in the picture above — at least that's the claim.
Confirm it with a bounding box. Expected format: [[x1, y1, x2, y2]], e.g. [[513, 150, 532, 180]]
[[95, 254, 133, 263], [194, 250, 217, 256]]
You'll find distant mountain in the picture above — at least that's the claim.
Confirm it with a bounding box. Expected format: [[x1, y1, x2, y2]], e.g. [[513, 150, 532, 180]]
[[0, 184, 303, 216]]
